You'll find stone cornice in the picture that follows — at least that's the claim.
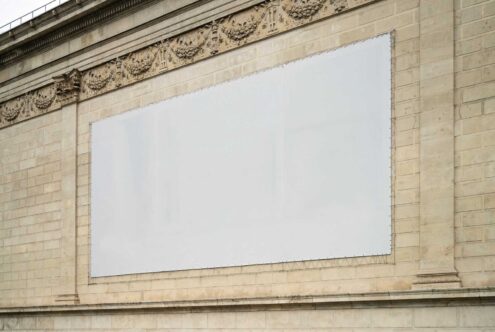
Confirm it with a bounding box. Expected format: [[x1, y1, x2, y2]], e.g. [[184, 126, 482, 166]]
[[0, 0, 379, 129], [0, 0, 157, 68], [1, 287, 495, 314]]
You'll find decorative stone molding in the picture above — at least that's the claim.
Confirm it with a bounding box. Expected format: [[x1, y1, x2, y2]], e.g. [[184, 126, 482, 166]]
[[0, 0, 157, 67], [86, 63, 113, 91], [221, 5, 266, 42], [53, 69, 82, 106], [1, 287, 495, 314], [330, 0, 349, 13], [0, 0, 380, 129], [171, 28, 210, 60], [281, 0, 327, 19], [124, 46, 159, 76], [33, 85, 57, 110], [0, 96, 23, 121]]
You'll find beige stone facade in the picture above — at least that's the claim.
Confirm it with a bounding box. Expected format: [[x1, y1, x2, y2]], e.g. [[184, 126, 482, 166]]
[[0, 0, 495, 330]]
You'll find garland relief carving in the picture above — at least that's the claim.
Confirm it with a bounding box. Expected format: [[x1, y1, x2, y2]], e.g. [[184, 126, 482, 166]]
[[0, 0, 378, 128]]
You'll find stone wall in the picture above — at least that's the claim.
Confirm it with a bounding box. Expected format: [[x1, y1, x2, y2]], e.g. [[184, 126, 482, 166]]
[[1, 304, 495, 330], [0, 0, 494, 329], [74, 0, 421, 305], [0, 111, 64, 305], [454, 0, 495, 287]]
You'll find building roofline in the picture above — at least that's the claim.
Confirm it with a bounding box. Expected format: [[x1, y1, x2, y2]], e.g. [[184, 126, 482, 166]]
[[0, 0, 71, 35], [0, 0, 156, 68], [0, 0, 104, 52]]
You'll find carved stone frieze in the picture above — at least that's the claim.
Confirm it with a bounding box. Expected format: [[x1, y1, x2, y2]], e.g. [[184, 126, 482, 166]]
[[86, 63, 114, 91], [124, 47, 158, 76], [171, 28, 209, 60], [265, 0, 281, 34], [33, 85, 56, 110], [0, 84, 62, 126], [53, 69, 82, 106], [114, 58, 124, 88], [158, 41, 170, 69], [0, 0, 378, 129], [221, 5, 266, 42], [330, 0, 348, 13], [281, 0, 326, 19], [0, 96, 24, 122]]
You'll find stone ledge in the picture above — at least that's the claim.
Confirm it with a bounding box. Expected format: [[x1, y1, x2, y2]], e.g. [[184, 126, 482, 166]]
[[1, 287, 495, 314]]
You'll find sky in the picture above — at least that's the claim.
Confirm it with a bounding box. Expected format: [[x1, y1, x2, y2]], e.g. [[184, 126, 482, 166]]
[[0, 0, 60, 31]]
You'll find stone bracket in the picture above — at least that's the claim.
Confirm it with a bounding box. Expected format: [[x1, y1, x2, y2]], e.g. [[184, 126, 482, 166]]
[[53, 69, 81, 106]]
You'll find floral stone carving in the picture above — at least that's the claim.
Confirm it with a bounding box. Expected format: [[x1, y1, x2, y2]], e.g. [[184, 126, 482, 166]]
[[53, 69, 82, 105], [86, 64, 114, 90], [0, 0, 378, 129], [281, 0, 326, 19], [221, 5, 266, 42], [124, 47, 158, 76], [33, 85, 56, 110], [171, 28, 209, 59], [330, 0, 348, 13], [0, 97, 24, 121]]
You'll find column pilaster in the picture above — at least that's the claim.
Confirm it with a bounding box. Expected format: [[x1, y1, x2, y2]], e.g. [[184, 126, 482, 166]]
[[414, 0, 460, 289]]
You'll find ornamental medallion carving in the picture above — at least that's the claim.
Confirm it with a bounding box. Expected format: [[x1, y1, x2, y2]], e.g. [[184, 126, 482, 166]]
[[281, 0, 326, 19], [86, 63, 114, 91], [53, 69, 82, 105], [221, 5, 266, 42], [33, 85, 56, 110], [330, 0, 348, 13], [124, 47, 158, 76], [0, 97, 24, 121], [171, 28, 209, 60]]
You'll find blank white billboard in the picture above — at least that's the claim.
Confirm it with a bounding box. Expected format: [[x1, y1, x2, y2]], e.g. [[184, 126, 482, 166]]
[[90, 34, 392, 277]]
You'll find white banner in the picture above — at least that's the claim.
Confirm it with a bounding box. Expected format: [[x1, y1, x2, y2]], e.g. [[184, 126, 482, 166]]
[[91, 34, 392, 277]]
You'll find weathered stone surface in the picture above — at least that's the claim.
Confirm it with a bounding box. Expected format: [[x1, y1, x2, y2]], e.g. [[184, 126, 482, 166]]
[[0, 0, 494, 329]]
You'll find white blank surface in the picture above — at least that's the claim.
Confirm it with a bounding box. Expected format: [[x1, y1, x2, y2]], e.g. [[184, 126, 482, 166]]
[[90, 34, 392, 277]]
